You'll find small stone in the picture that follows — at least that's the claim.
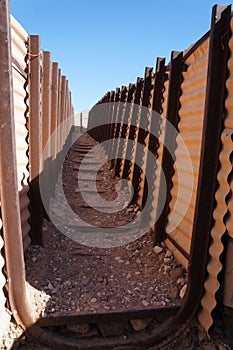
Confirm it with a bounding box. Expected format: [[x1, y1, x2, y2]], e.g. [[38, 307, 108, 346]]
[[168, 286, 178, 299], [165, 250, 172, 258], [130, 318, 153, 331], [177, 277, 186, 286], [32, 256, 37, 263], [67, 323, 90, 334], [136, 258, 141, 264], [74, 189, 79, 193], [164, 257, 171, 264], [142, 300, 149, 307], [172, 267, 183, 280], [164, 265, 170, 273], [97, 321, 127, 336], [153, 246, 163, 255], [90, 298, 97, 303], [64, 280, 71, 286], [160, 301, 166, 306], [135, 271, 141, 275], [179, 284, 187, 299], [47, 282, 54, 290]]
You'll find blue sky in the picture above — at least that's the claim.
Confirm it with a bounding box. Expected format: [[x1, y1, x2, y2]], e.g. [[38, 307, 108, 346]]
[[10, 0, 231, 112]]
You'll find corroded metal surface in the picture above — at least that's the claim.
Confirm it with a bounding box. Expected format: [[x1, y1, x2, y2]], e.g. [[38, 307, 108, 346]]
[[166, 38, 210, 267], [198, 16, 233, 332]]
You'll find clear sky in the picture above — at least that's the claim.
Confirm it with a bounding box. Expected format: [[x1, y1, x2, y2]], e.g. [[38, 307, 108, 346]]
[[10, 0, 231, 112]]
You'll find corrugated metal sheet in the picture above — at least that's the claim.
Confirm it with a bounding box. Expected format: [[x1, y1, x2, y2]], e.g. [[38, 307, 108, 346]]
[[0, 221, 10, 338], [198, 18, 233, 332], [149, 75, 169, 228], [11, 15, 31, 250], [166, 38, 210, 268]]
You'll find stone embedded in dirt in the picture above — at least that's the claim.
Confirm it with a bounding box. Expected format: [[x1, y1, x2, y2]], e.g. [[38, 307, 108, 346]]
[[168, 286, 178, 299], [90, 297, 97, 303], [165, 250, 173, 258], [153, 245, 163, 255], [142, 300, 149, 307], [67, 323, 90, 335], [177, 277, 186, 286], [97, 320, 127, 336], [164, 265, 171, 273], [47, 282, 54, 290], [179, 284, 187, 299], [130, 318, 153, 331], [164, 257, 171, 264], [172, 267, 183, 280]]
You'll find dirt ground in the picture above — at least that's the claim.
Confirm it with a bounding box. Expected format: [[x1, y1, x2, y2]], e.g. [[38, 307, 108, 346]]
[[1, 132, 232, 349]]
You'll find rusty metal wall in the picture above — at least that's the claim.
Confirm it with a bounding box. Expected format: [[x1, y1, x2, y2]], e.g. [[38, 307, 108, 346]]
[[198, 17, 233, 333], [11, 15, 31, 251], [166, 38, 210, 269]]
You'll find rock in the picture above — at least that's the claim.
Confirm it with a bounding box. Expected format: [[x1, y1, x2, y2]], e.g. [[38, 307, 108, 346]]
[[130, 318, 153, 331], [164, 258, 171, 264], [164, 265, 170, 273], [168, 286, 178, 299], [47, 282, 54, 290], [142, 300, 149, 307], [172, 267, 183, 280], [90, 298, 97, 303], [165, 250, 173, 258], [177, 277, 186, 286], [67, 323, 90, 334], [97, 321, 127, 336], [32, 256, 37, 263], [153, 246, 163, 255], [179, 284, 187, 299]]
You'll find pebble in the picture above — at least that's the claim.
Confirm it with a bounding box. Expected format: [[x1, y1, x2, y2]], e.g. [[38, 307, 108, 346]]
[[130, 318, 153, 331], [165, 250, 173, 258], [168, 286, 178, 299], [32, 256, 37, 263], [164, 257, 171, 264], [142, 300, 149, 307], [172, 267, 183, 279], [164, 265, 170, 273], [90, 298, 97, 303], [47, 282, 54, 290], [177, 277, 186, 286], [179, 284, 187, 299], [153, 246, 163, 255]]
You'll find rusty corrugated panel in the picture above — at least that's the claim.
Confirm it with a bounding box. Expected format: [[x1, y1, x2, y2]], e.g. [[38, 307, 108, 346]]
[[11, 15, 31, 250], [0, 220, 11, 338], [198, 18, 233, 332], [166, 38, 210, 268]]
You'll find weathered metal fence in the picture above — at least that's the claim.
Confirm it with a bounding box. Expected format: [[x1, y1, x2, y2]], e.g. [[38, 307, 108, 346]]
[[0, 0, 232, 348], [0, 1, 74, 338], [88, 4, 233, 337]]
